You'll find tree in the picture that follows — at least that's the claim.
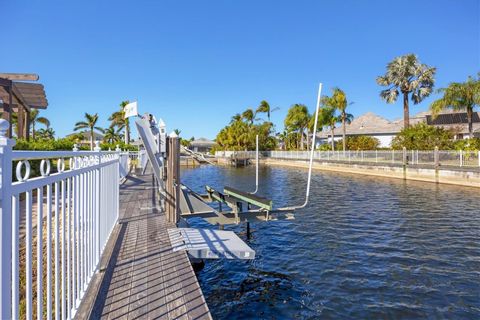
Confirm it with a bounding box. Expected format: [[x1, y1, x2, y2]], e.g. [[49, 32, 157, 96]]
[[230, 113, 242, 123], [256, 100, 279, 122], [109, 100, 131, 144], [377, 54, 436, 128], [173, 129, 181, 136], [29, 109, 50, 140], [391, 122, 454, 150], [284, 104, 310, 150], [74, 113, 104, 150], [430, 74, 480, 137], [242, 108, 255, 125], [324, 88, 354, 151], [321, 106, 340, 151], [215, 109, 276, 151], [103, 126, 123, 144], [36, 127, 55, 140]]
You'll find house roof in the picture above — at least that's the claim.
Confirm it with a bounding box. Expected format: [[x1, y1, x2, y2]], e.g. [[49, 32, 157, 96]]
[[190, 137, 215, 147], [317, 110, 480, 138], [66, 131, 104, 140]]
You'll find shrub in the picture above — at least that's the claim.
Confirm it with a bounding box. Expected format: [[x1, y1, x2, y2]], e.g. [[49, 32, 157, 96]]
[[453, 138, 480, 151], [13, 138, 87, 151], [337, 136, 380, 150], [100, 141, 137, 151], [316, 143, 332, 151], [391, 122, 454, 150]]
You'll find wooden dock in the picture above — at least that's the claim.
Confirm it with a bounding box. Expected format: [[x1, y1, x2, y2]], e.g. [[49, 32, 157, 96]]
[[76, 172, 211, 319]]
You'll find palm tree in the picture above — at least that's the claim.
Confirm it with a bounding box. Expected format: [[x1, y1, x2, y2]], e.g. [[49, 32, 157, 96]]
[[242, 108, 255, 125], [103, 126, 123, 144], [324, 88, 354, 151], [377, 54, 436, 128], [256, 100, 279, 122], [109, 100, 131, 144], [284, 104, 310, 150], [430, 74, 480, 137], [321, 106, 340, 151], [36, 127, 55, 140], [230, 113, 242, 124], [173, 129, 182, 136], [29, 109, 50, 140], [74, 113, 104, 150]]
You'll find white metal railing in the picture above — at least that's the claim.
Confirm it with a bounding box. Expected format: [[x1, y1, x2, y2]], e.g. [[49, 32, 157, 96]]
[[0, 124, 126, 319], [216, 149, 480, 168]]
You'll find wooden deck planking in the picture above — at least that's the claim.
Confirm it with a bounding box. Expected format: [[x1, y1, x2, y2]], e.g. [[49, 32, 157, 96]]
[[86, 173, 211, 320]]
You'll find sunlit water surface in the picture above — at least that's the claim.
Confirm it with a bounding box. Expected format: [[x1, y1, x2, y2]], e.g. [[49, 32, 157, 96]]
[[181, 165, 480, 319]]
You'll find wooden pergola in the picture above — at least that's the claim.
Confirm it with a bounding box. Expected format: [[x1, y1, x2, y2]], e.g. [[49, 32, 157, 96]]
[[0, 73, 48, 139]]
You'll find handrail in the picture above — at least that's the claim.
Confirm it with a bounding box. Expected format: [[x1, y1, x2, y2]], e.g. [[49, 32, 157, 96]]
[[0, 125, 124, 319], [12, 150, 119, 160]]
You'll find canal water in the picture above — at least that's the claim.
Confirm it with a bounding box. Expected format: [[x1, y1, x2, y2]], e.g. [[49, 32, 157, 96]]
[[181, 165, 480, 319]]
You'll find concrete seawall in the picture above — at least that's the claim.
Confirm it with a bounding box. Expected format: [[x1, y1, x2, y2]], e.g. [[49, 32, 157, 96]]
[[260, 158, 480, 188]]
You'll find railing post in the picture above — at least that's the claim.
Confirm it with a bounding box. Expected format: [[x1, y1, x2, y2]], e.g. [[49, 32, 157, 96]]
[[434, 146, 439, 167], [94, 142, 102, 265], [0, 120, 14, 319], [392, 150, 395, 164], [375, 150, 378, 163], [402, 147, 407, 165], [478, 150, 480, 167], [459, 149, 463, 167], [115, 145, 121, 220]]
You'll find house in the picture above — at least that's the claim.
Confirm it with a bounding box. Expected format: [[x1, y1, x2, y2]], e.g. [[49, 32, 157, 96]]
[[316, 110, 480, 148], [66, 131, 104, 148], [189, 137, 215, 153]]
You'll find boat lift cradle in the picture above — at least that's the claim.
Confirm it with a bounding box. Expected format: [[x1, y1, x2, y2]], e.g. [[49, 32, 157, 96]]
[[134, 83, 323, 260]]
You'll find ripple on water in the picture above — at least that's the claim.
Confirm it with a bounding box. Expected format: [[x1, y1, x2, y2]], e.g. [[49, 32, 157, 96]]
[[181, 165, 480, 319]]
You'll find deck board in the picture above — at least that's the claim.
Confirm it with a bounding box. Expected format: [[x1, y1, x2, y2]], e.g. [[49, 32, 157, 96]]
[[87, 173, 211, 320]]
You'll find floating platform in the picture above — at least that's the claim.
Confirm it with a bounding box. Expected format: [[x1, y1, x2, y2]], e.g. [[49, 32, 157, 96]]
[[168, 228, 255, 260]]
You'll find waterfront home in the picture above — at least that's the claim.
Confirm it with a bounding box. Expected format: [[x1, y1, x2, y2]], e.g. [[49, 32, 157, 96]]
[[316, 110, 480, 147], [190, 137, 215, 153], [65, 130, 104, 147]]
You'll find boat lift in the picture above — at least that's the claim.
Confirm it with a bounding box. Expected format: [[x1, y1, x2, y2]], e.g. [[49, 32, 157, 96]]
[[179, 83, 323, 223], [134, 83, 323, 260]]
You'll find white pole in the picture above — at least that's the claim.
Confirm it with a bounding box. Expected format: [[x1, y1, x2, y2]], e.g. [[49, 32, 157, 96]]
[[0, 120, 14, 319], [280, 83, 322, 210], [251, 135, 259, 194]]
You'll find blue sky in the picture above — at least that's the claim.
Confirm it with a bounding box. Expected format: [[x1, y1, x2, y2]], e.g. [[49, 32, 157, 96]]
[[3, 0, 479, 140]]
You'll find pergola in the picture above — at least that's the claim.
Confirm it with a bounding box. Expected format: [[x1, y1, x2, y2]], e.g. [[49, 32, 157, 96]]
[[0, 73, 48, 139]]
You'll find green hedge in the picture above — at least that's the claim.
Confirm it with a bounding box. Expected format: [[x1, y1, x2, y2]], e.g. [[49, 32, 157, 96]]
[[14, 138, 138, 151]]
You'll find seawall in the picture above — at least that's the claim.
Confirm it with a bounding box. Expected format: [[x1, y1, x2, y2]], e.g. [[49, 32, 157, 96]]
[[260, 158, 480, 188]]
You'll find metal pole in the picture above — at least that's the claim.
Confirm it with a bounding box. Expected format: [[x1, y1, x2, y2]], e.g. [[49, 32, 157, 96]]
[[280, 83, 322, 211], [251, 135, 259, 194]]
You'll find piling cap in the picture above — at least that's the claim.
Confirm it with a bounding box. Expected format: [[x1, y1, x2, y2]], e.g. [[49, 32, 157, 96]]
[[169, 131, 178, 138]]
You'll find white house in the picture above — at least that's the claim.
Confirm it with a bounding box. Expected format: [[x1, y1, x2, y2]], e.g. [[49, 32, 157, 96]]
[[316, 110, 480, 148]]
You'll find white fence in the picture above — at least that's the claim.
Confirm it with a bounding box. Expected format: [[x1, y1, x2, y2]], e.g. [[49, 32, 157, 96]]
[[216, 149, 480, 168], [0, 127, 129, 319]]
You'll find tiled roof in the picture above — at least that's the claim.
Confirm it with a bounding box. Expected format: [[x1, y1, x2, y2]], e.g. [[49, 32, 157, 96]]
[[190, 137, 215, 147], [317, 110, 480, 138]]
